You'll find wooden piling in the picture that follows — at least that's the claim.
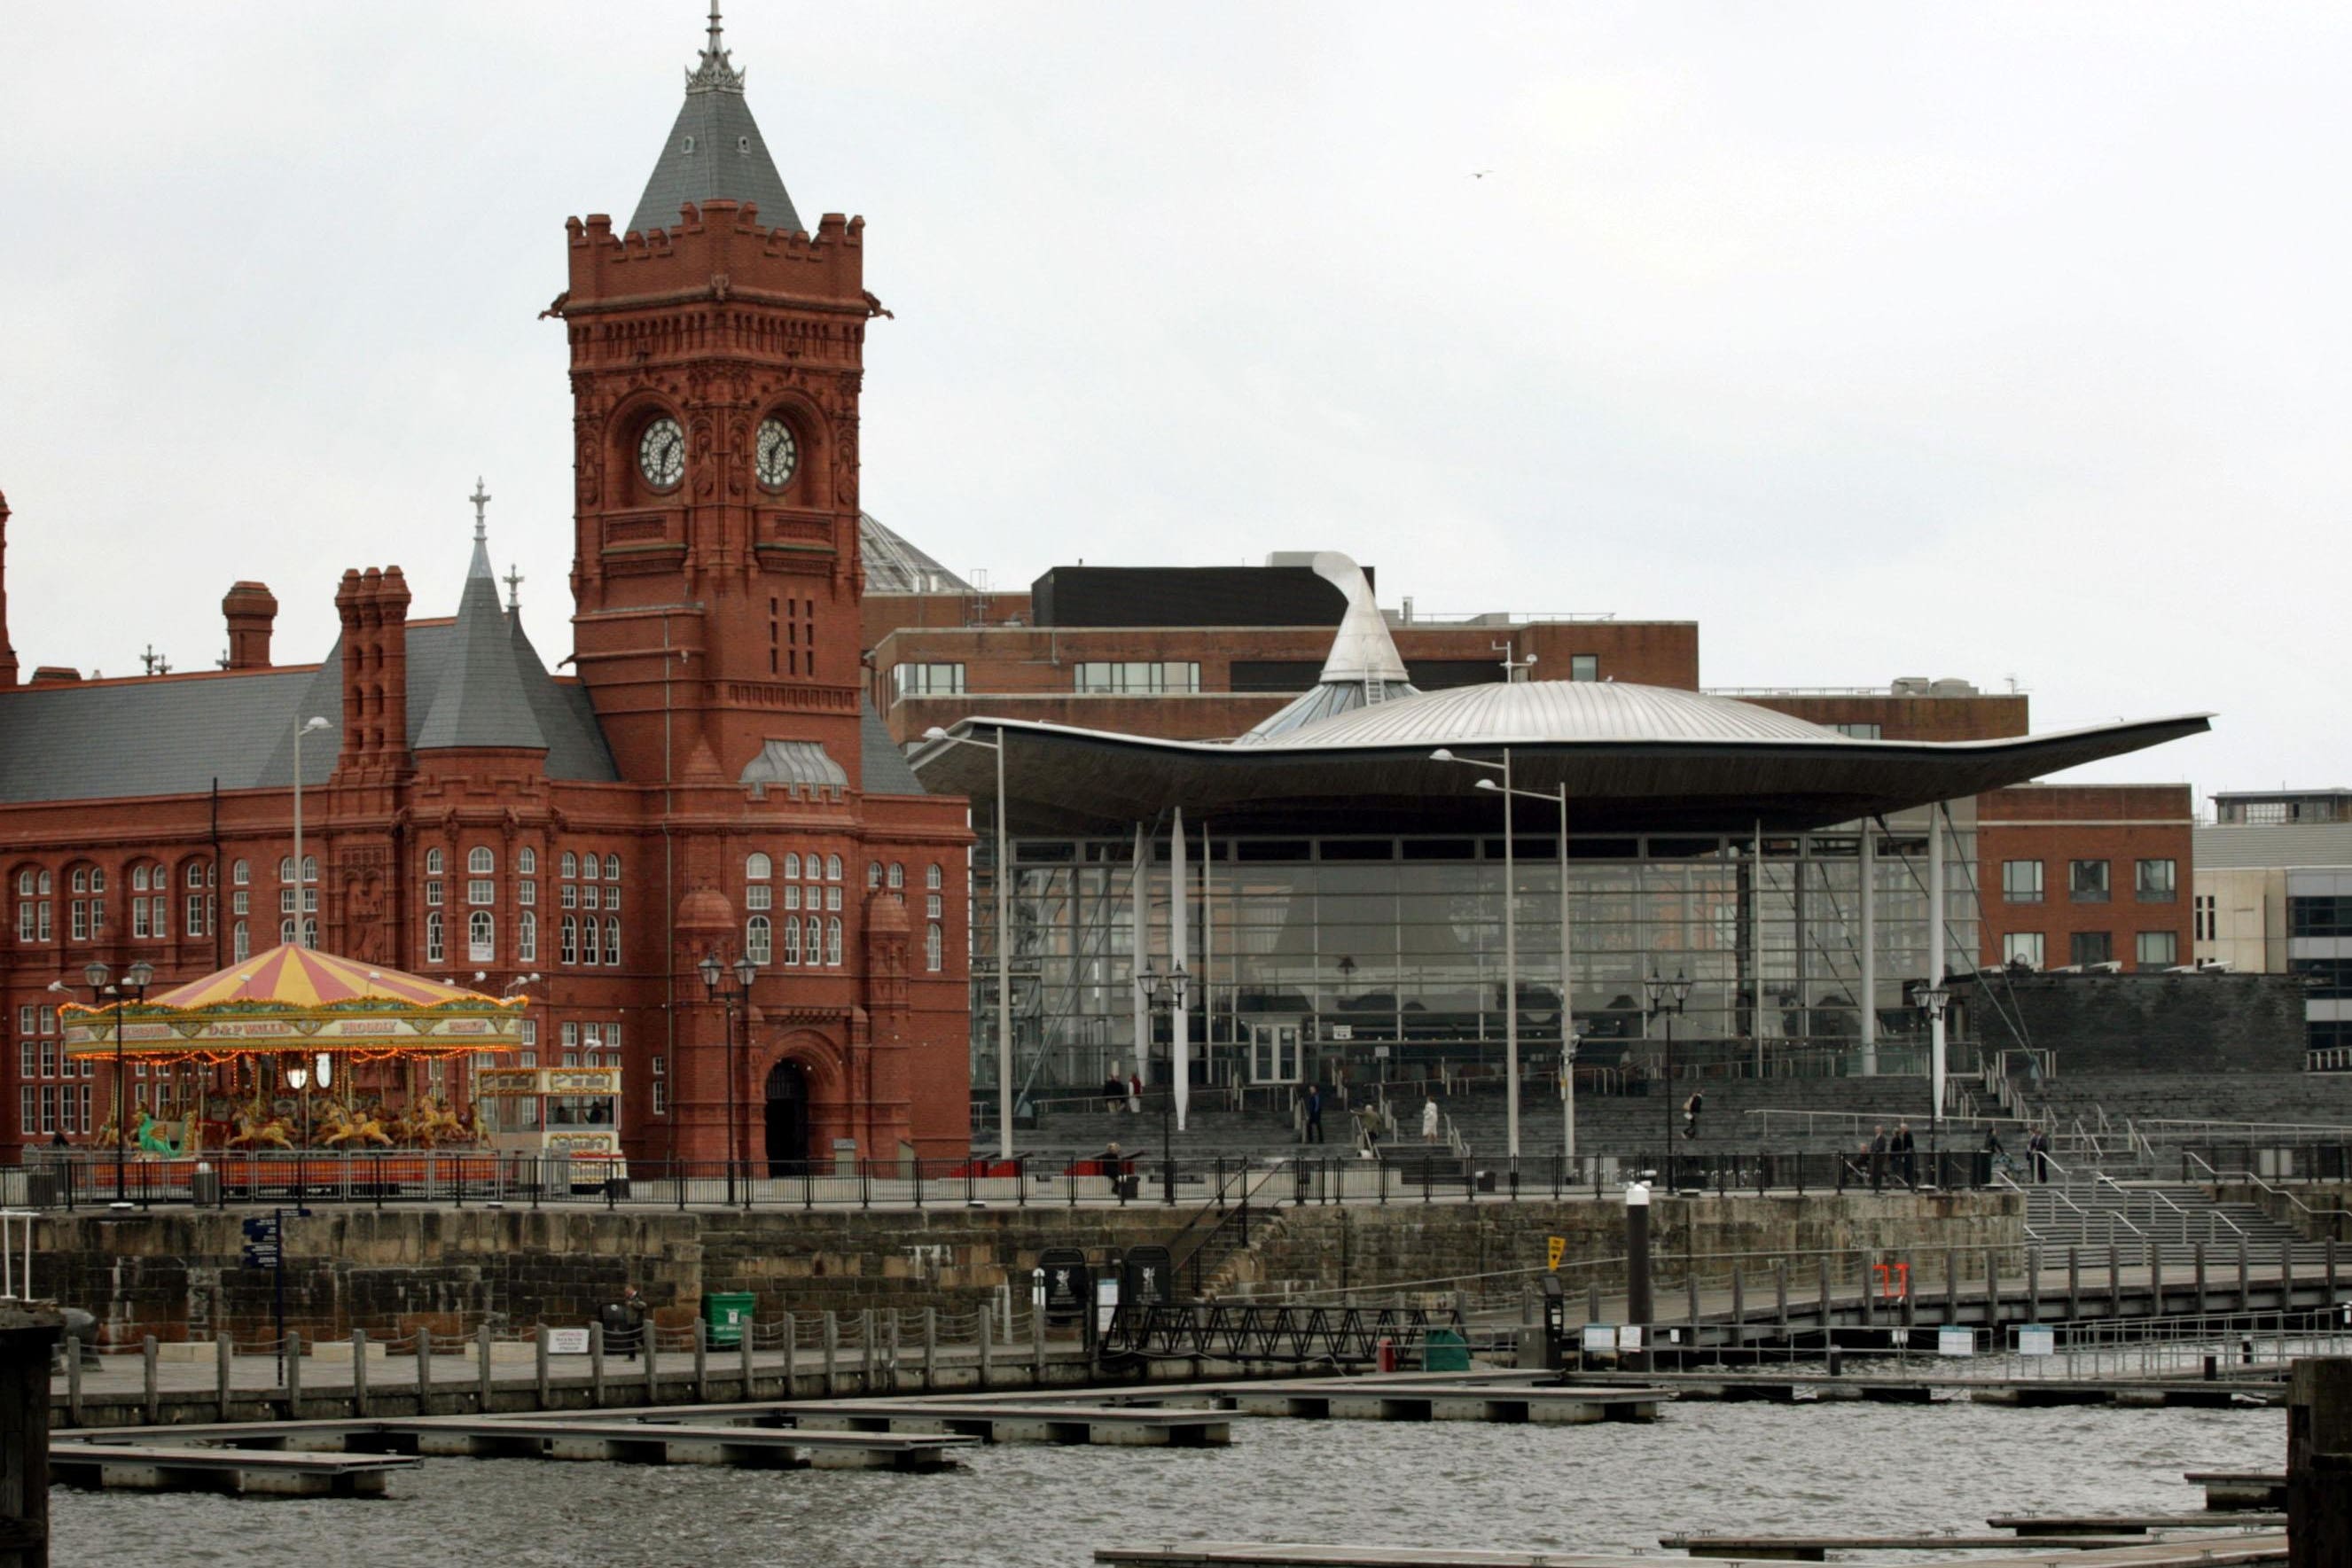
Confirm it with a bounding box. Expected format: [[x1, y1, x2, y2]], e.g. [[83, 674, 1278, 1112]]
[[922, 1307, 937, 1393], [283, 1331, 300, 1418], [2287, 1356, 2352, 1568], [534, 1326, 549, 1411], [2240, 1239, 2253, 1313], [738, 1318, 754, 1400], [2196, 1241, 2209, 1315], [590, 1322, 606, 1408], [1774, 1260, 1789, 1332], [1945, 1249, 1959, 1326], [143, 1335, 160, 1424], [978, 1308, 992, 1390], [824, 1311, 840, 1397], [780, 1311, 796, 1396], [2108, 1244, 2121, 1320], [354, 1330, 371, 1419], [417, 1328, 433, 1416], [477, 1323, 494, 1412], [0, 1304, 63, 1568], [694, 1320, 709, 1404], [215, 1333, 232, 1422], [2067, 1246, 2082, 1322]]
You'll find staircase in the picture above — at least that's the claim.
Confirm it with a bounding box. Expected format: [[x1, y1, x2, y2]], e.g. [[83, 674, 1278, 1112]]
[[2020, 1176, 2331, 1266]]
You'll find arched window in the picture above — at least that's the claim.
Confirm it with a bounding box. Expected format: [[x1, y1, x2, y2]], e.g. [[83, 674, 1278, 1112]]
[[746, 852, 771, 881], [425, 912, 443, 963], [746, 916, 772, 964], [807, 854, 824, 882], [424, 848, 443, 876], [825, 917, 843, 966], [605, 854, 621, 882], [782, 916, 802, 965], [186, 862, 206, 889], [281, 917, 297, 948], [131, 866, 150, 892], [519, 910, 537, 963], [467, 846, 494, 875], [926, 863, 943, 890], [868, 862, 882, 890], [276, 858, 293, 885], [582, 853, 599, 880], [826, 854, 843, 881], [302, 917, 318, 949], [301, 855, 317, 884], [468, 910, 495, 963], [36, 870, 50, 894], [782, 852, 801, 879], [559, 915, 578, 965], [12, 869, 27, 896], [926, 923, 943, 972], [518, 847, 537, 876], [604, 917, 620, 964], [560, 851, 579, 878], [232, 860, 249, 885], [887, 862, 905, 890], [232, 922, 250, 962], [88, 867, 104, 893]]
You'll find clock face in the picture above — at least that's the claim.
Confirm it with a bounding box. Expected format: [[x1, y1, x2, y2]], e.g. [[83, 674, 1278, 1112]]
[[756, 417, 799, 489], [637, 417, 685, 490]]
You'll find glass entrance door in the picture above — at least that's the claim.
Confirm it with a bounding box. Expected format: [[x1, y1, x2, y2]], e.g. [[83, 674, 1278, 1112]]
[[1249, 1023, 1301, 1084]]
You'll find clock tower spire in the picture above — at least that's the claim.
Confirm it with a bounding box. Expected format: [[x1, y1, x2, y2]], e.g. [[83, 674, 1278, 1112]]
[[554, 13, 880, 789]]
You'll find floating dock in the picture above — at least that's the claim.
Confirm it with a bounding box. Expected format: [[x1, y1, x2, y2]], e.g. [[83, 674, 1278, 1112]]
[[47, 1442, 415, 1496]]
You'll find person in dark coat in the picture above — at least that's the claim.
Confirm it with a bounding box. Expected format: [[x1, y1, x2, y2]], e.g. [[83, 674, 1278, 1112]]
[[604, 1284, 647, 1362], [1303, 1085, 1324, 1143], [1892, 1121, 1917, 1189], [2027, 1127, 2051, 1183], [1682, 1090, 1705, 1141], [1868, 1125, 1889, 1193]]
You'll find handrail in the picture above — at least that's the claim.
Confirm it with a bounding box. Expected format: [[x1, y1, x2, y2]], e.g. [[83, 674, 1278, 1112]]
[[1170, 1160, 1293, 1295], [1994, 1171, 2043, 1243], [2086, 1174, 2149, 1239], [2134, 1176, 2246, 1239]]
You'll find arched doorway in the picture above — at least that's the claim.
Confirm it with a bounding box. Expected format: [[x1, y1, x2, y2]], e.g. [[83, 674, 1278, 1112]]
[[764, 1060, 811, 1175]]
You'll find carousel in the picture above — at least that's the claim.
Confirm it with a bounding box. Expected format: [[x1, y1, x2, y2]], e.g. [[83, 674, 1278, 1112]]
[[60, 944, 531, 1161]]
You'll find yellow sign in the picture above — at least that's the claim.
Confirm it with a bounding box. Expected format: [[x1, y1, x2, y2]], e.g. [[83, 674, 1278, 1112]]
[[1545, 1236, 1566, 1271]]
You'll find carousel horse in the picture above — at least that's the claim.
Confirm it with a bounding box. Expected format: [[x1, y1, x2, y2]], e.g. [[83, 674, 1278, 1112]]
[[225, 1105, 294, 1150], [405, 1096, 465, 1148], [319, 1100, 394, 1149], [132, 1111, 184, 1158]]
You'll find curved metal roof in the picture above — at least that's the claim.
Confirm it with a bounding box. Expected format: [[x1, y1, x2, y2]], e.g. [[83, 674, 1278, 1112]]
[[1277, 681, 1849, 750]]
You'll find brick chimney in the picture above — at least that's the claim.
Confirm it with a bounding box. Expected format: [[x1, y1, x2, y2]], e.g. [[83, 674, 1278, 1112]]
[[333, 566, 411, 780], [222, 581, 278, 671]]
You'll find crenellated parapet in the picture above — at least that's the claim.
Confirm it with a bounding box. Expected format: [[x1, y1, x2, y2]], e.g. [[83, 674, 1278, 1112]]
[[562, 201, 864, 317]]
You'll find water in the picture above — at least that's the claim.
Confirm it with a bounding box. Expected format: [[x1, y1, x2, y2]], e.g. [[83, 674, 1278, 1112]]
[[52, 1401, 2279, 1568]]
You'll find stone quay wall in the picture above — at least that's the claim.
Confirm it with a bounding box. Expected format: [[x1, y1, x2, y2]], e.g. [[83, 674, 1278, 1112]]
[[32, 1190, 2021, 1344]]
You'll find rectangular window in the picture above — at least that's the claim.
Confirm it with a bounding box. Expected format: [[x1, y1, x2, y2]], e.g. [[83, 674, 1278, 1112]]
[[16, 904, 30, 940], [16, 1087, 29, 1137], [519, 881, 535, 907], [35, 904, 49, 941], [889, 662, 967, 699], [16, 1041, 30, 1078], [186, 897, 206, 937], [651, 1077, 667, 1115], [561, 884, 577, 909], [2289, 896, 2352, 938], [281, 888, 297, 915], [2137, 930, 2180, 970], [1829, 722, 1882, 739], [426, 881, 443, 908], [38, 1041, 55, 1077], [1567, 654, 1599, 683], [2068, 860, 2110, 903], [40, 1086, 55, 1134], [2069, 930, 2114, 967], [232, 890, 248, 916], [2135, 858, 2177, 902], [2195, 893, 2216, 942], [15, 1004, 30, 1035], [1074, 660, 1201, 695], [2003, 860, 2043, 903], [70, 902, 88, 941], [469, 879, 495, 906]]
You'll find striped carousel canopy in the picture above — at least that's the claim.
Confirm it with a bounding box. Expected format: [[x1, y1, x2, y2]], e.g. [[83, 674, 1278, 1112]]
[[61, 945, 527, 1058]]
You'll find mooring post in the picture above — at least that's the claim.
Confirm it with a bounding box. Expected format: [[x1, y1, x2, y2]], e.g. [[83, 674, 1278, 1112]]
[[353, 1329, 371, 1418], [2196, 1240, 2210, 1316], [1945, 1249, 1959, 1327], [1032, 1297, 1047, 1384], [978, 1307, 993, 1390], [780, 1311, 796, 1396], [2067, 1246, 2082, 1322], [215, 1331, 233, 1421], [2285, 1241, 2299, 1312], [2328, 1236, 2340, 1309], [1730, 1266, 1746, 1350], [2240, 1238, 2253, 1314], [1624, 1181, 1653, 1370], [922, 1307, 937, 1393], [863, 1308, 879, 1393], [1775, 1260, 1789, 1334], [2107, 1244, 2121, 1320], [823, 1310, 840, 1397], [1899, 1254, 1915, 1330], [143, 1334, 161, 1424], [2149, 1241, 2164, 1319], [0, 1304, 63, 1568], [478, 1322, 494, 1412], [1589, 1279, 1603, 1328], [417, 1327, 433, 1416], [1984, 1249, 2000, 1334], [1860, 1252, 1876, 1330], [738, 1318, 754, 1400], [590, 1322, 606, 1408], [534, 1326, 549, 1411], [2288, 1356, 2352, 1568], [2026, 1247, 2041, 1323], [695, 1320, 709, 1404], [644, 1321, 658, 1404]]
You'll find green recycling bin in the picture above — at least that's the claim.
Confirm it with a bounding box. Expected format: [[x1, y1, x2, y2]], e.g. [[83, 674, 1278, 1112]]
[[702, 1291, 756, 1347], [1420, 1328, 1470, 1372]]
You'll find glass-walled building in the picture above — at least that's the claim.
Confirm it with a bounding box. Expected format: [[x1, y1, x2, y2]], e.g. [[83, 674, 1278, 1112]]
[[969, 809, 1978, 1097]]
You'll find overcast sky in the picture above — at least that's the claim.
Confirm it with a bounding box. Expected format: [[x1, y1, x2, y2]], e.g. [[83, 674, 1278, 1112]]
[[3, 3, 2343, 799]]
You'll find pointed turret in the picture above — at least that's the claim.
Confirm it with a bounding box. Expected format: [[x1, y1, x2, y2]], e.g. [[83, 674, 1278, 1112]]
[[415, 481, 548, 755], [627, 4, 803, 235]]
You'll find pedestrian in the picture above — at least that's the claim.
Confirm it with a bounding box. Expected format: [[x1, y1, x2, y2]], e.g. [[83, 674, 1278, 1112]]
[[1098, 1140, 1128, 1197], [1304, 1084, 1324, 1143], [1682, 1089, 1704, 1141], [1128, 1070, 1143, 1115], [1868, 1124, 1888, 1193], [1103, 1069, 1125, 1114], [1355, 1101, 1383, 1155], [606, 1283, 647, 1362], [1893, 1120, 1916, 1189], [1420, 1096, 1440, 1144], [2028, 1127, 2051, 1184]]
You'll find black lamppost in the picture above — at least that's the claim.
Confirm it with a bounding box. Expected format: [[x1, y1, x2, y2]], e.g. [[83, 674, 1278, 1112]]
[[1643, 969, 1692, 1158], [1140, 961, 1190, 1205], [1911, 980, 1951, 1184], [699, 951, 759, 1204], [82, 960, 156, 1204]]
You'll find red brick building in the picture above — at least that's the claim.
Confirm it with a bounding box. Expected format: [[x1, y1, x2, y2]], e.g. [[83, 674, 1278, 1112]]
[[0, 20, 971, 1166]]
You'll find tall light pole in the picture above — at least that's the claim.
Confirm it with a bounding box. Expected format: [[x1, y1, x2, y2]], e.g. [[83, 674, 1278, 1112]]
[[1138, 960, 1190, 1205], [698, 950, 758, 1204], [1911, 980, 1951, 1183], [290, 715, 332, 948], [1465, 769, 1575, 1165], [80, 960, 155, 1203], [925, 724, 1014, 1166], [1644, 969, 1692, 1159], [1432, 746, 1526, 1188]]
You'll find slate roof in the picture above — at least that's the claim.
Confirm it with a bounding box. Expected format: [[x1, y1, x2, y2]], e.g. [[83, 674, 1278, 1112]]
[[861, 700, 924, 795], [415, 531, 547, 752], [861, 513, 972, 595], [627, 22, 802, 237]]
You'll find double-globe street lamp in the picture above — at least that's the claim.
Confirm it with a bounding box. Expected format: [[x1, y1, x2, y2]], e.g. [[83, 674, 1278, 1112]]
[[923, 725, 1015, 1168], [1137, 961, 1190, 1206], [699, 951, 760, 1204], [1911, 979, 1952, 1185], [80, 960, 155, 1204], [1643, 969, 1694, 1162]]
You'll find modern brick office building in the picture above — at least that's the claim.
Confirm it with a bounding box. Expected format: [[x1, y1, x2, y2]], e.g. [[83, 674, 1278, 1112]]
[[0, 18, 972, 1166]]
